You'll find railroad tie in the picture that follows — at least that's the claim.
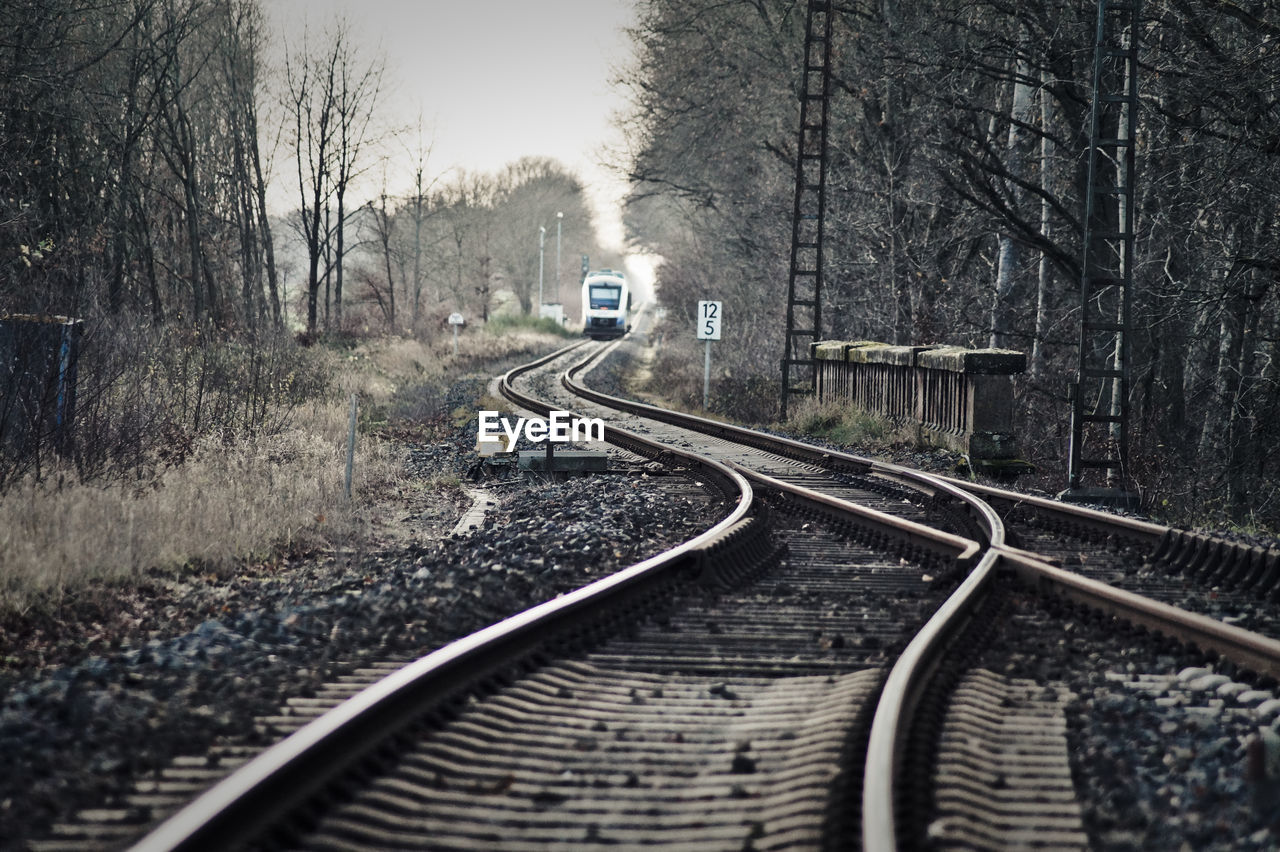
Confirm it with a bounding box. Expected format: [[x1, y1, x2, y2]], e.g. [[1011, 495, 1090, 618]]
[[927, 668, 1088, 850]]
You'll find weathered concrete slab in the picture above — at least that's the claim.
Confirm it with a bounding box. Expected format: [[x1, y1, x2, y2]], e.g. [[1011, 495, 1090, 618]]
[[812, 341, 851, 361], [917, 346, 1026, 375]]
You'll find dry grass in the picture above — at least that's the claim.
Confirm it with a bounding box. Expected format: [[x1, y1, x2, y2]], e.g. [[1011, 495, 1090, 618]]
[[0, 403, 401, 614], [461, 324, 576, 361], [0, 344, 399, 615], [334, 326, 566, 403], [0, 324, 567, 615], [333, 337, 441, 403], [786, 397, 892, 447]]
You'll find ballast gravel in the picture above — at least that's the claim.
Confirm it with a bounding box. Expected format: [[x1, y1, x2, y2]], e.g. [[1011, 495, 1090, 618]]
[[962, 592, 1280, 851], [597, 332, 1280, 849], [0, 367, 719, 849]]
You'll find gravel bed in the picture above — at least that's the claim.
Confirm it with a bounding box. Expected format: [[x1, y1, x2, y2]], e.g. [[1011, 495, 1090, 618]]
[[587, 331, 1280, 847], [957, 591, 1280, 850], [0, 366, 722, 849]]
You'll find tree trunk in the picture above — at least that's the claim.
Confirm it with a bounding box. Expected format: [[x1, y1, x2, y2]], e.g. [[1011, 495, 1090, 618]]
[[1030, 67, 1053, 379], [412, 173, 424, 330], [991, 54, 1034, 349], [252, 134, 281, 327], [335, 188, 345, 328]]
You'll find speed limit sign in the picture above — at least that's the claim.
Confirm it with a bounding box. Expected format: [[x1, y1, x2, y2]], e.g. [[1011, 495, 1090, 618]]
[[696, 301, 722, 340]]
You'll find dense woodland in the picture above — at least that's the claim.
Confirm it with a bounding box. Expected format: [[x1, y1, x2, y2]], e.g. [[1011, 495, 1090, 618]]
[[621, 0, 1280, 527], [3, 0, 1279, 529], [0, 0, 605, 483]]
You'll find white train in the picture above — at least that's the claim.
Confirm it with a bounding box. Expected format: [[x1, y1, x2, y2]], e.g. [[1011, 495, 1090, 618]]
[[581, 269, 632, 339]]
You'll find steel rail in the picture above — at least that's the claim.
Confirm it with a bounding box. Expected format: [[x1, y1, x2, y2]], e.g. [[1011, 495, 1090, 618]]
[[728, 463, 981, 569], [563, 337, 871, 473], [570, 335, 1280, 589], [860, 547, 1003, 851], [859, 541, 1280, 852], [561, 334, 1227, 555], [506, 340, 1029, 852], [560, 341, 1005, 546], [130, 342, 755, 852], [553, 339, 1013, 852], [554, 336, 1280, 850], [937, 473, 1167, 544], [133, 338, 1280, 852], [575, 332, 1280, 614], [998, 546, 1280, 682]]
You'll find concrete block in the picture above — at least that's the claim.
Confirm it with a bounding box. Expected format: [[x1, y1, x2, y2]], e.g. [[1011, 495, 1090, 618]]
[[518, 449, 609, 474], [918, 346, 1026, 375]]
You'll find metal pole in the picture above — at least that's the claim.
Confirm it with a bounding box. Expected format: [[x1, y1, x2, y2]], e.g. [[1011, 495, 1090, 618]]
[[345, 394, 357, 501], [704, 339, 712, 410], [538, 226, 546, 312], [452, 324, 458, 357], [780, 0, 833, 422], [556, 211, 563, 302], [1067, 0, 1139, 497]]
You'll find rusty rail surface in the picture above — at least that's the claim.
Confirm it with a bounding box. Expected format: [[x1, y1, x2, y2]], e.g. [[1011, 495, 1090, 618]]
[[560, 335, 1280, 852], [131, 341, 757, 852], [131, 338, 1280, 852]]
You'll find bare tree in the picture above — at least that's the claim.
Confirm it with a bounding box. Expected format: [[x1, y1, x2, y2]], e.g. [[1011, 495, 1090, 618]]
[[619, 0, 1280, 524], [284, 23, 338, 335], [282, 17, 382, 336], [219, 0, 280, 327], [491, 157, 594, 315], [330, 24, 384, 329], [402, 118, 438, 330], [365, 181, 398, 330]]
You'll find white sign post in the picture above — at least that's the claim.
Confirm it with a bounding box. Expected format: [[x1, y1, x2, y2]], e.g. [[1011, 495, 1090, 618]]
[[696, 301, 722, 410], [448, 312, 465, 356]]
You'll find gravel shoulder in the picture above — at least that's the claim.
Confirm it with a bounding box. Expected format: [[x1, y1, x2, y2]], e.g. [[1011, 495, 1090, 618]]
[[965, 590, 1280, 850], [1, 346, 723, 849]]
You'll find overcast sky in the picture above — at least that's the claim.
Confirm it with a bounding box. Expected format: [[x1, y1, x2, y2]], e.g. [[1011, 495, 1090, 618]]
[[263, 0, 639, 249]]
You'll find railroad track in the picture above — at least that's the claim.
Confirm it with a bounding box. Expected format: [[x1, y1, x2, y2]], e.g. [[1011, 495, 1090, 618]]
[[51, 332, 1280, 850]]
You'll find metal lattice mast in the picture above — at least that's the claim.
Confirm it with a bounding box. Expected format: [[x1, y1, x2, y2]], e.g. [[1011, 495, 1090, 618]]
[[780, 0, 833, 421], [1068, 0, 1140, 491]]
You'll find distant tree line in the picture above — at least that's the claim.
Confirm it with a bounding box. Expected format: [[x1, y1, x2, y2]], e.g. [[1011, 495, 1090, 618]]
[[359, 155, 606, 333], [0, 0, 606, 334], [0, 0, 605, 485], [621, 0, 1280, 526]]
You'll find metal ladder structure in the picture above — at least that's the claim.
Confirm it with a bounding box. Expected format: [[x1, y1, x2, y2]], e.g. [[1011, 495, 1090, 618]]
[[1067, 0, 1140, 497], [779, 0, 834, 421]]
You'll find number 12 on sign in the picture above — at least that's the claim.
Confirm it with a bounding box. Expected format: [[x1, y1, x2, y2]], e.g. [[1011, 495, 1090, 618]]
[[697, 301, 722, 340]]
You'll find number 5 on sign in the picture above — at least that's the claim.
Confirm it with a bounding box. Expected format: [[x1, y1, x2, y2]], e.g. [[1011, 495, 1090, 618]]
[[697, 301, 722, 340]]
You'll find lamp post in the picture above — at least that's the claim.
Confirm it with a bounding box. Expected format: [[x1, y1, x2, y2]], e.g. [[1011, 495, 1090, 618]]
[[556, 211, 563, 303], [538, 225, 546, 312]]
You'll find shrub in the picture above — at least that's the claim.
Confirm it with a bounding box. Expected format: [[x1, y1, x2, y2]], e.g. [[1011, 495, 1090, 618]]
[[484, 313, 577, 338], [0, 415, 401, 614], [787, 397, 891, 446], [5, 319, 332, 488]]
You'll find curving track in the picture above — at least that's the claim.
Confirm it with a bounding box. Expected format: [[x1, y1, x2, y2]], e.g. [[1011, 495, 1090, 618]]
[[87, 329, 1280, 851]]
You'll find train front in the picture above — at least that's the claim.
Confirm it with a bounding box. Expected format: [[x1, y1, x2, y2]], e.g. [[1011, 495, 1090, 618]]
[[582, 272, 630, 339]]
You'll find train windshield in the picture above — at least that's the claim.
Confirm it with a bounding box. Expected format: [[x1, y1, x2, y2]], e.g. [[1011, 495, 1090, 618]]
[[589, 284, 622, 310]]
